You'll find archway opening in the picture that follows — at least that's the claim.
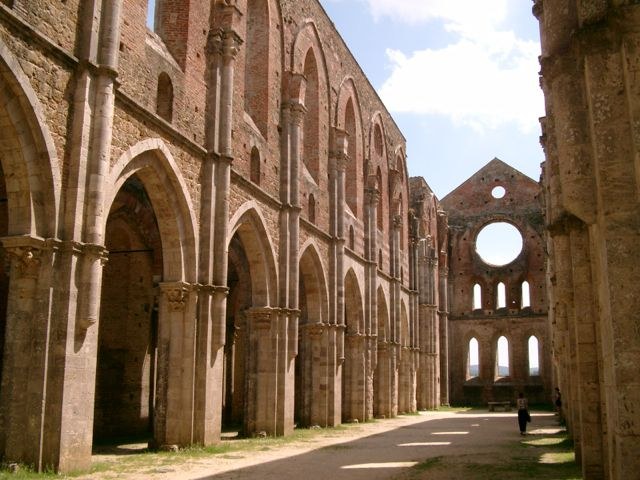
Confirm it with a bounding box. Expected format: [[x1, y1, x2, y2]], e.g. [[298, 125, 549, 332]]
[[373, 288, 389, 418], [295, 248, 326, 427], [94, 175, 162, 444], [342, 271, 364, 422], [224, 233, 252, 434], [398, 303, 411, 413]]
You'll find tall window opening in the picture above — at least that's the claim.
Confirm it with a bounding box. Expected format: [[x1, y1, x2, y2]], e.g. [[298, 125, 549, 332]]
[[348, 225, 355, 250], [147, 0, 156, 30], [521, 281, 531, 308], [376, 166, 383, 229], [497, 282, 506, 309], [250, 147, 261, 185], [378, 249, 383, 270], [473, 283, 482, 310], [496, 336, 510, 377], [528, 336, 540, 376], [244, 0, 269, 137], [345, 98, 358, 215], [308, 194, 316, 224], [303, 49, 320, 182], [468, 337, 479, 378], [156, 72, 173, 122]]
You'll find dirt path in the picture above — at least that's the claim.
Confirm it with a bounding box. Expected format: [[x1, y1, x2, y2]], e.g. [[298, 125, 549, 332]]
[[79, 410, 574, 480]]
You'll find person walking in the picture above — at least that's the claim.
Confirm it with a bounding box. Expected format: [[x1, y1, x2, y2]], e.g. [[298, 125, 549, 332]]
[[554, 388, 562, 414], [517, 392, 530, 435]]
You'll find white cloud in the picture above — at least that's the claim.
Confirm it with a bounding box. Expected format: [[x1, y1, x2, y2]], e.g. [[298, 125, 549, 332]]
[[368, 0, 544, 133], [366, 0, 509, 33]]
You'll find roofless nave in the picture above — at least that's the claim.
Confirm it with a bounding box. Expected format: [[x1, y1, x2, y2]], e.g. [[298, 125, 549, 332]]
[[0, 2, 637, 480]]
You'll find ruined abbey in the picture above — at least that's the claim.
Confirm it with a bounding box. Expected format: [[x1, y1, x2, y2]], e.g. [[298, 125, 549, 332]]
[[0, 1, 635, 479]]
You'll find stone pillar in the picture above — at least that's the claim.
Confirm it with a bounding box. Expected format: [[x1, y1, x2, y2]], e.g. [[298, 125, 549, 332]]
[[154, 282, 197, 448], [0, 238, 55, 469], [363, 187, 383, 418], [438, 270, 450, 406], [245, 307, 278, 435]]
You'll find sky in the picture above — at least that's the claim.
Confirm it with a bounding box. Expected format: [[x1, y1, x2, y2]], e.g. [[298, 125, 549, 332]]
[[318, 0, 545, 200]]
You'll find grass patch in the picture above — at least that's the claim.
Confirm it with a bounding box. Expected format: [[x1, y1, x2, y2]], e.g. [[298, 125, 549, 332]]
[[0, 424, 362, 479]]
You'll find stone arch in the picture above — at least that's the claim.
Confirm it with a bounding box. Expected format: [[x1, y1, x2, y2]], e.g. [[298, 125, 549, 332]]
[[0, 38, 60, 238], [107, 139, 197, 282], [344, 268, 364, 334], [336, 78, 364, 217], [296, 241, 329, 427], [400, 301, 410, 347], [391, 148, 409, 251], [228, 202, 278, 307], [374, 286, 391, 418], [298, 240, 329, 326], [290, 22, 330, 185], [95, 174, 162, 442], [398, 300, 412, 413], [342, 268, 366, 422]]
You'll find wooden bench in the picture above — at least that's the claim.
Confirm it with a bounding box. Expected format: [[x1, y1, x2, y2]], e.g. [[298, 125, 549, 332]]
[[488, 401, 512, 412]]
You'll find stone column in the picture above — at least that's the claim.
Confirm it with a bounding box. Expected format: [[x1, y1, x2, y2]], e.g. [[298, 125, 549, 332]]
[[245, 307, 278, 435], [154, 282, 197, 448], [0, 237, 55, 469], [326, 129, 348, 425]]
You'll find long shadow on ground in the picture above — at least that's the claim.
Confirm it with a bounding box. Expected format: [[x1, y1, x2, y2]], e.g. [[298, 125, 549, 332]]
[[184, 411, 580, 480]]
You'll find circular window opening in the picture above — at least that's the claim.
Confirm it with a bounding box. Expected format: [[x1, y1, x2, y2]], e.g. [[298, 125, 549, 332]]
[[491, 186, 506, 199], [476, 222, 523, 266]]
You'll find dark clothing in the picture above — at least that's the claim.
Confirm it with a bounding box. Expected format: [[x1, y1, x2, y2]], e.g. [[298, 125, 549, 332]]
[[518, 409, 529, 433]]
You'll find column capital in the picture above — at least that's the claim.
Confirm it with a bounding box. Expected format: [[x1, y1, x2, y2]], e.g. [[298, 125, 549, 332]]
[[246, 306, 276, 330], [207, 28, 243, 59], [160, 281, 193, 312], [393, 214, 403, 230], [287, 101, 307, 126], [365, 187, 380, 204]]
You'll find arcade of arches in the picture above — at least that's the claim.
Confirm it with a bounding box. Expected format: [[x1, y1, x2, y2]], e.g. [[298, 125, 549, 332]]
[[0, 2, 637, 480]]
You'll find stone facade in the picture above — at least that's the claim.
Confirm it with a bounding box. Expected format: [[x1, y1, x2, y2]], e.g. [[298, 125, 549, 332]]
[[535, 1, 640, 479], [441, 159, 551, 406], [0, 0, 447, 472]]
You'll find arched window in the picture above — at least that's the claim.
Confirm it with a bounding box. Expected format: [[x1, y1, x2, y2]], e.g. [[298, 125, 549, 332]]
[[521, 281, 531, 308], [468, 337, 479, 378], [528, 336, 539, 376], [303, 49, 320, 182], [345, 98, 358, 215], [156, 72, 173, 122], [496, 336, 510, 377], [348, 225, 355, 250], [308, 194, 316, 224], [244, 0, 269, 136], [376, 167, 383, 229], [473, 283, 482, 310], [497, 282, 506, 309], [250, 147, 260, 185]]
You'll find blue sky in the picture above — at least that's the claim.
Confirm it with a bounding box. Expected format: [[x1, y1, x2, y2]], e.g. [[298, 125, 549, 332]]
[[318, 0, 544, 199]]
